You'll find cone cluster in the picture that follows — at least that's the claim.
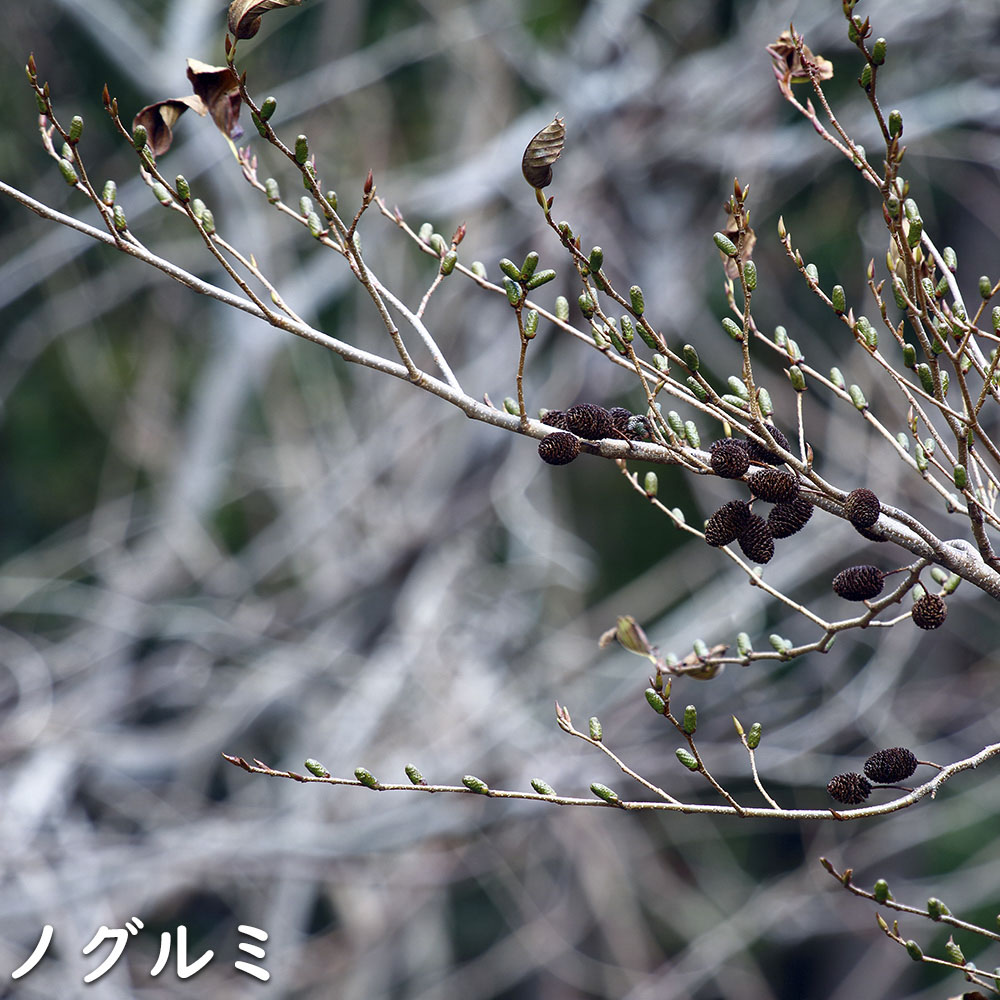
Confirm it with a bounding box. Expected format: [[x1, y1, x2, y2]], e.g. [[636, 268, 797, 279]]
[[537, 402, 652, 466]]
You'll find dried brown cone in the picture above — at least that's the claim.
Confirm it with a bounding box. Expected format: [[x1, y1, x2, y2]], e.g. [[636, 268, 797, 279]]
[[745, 424, 790, 465], [832, 565, 885, 601], [911, 593, 947, 630], [564, 403, 614, 440], [737, 514, 775, 564], [538, 432, 580, 466], [540, 409, 569, 430], [626, 414, 652, 440], [864, 747, 918, 783], [710, 439, 750, 479], [609, 407, 633, 434], [704, 500, 752, 547], [768, 496, 814, 538], [845, 488, 881, 529], [827, 772, 872, 805], [748, 468, 799, 503]]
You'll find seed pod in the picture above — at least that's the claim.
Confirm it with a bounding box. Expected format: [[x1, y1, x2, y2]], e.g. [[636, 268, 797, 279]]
[[713, 231, 739, 257], [304, 758, 330, 778], [911, 593, 947, 630], [531, 778, 555, 796], [354, 767, 379, 789], [588, 717, 603, 741], [629, 285, 645, 316], [745, 424, 789, 464], [710, 439, 750, 479], [645, 688, 666, 713], [675, 748, 699, 771], [462, 775, 489, 794], [540, 409, 568, 429], [564, 403, 613, 440], [682, 705, 697, 734], [747, 723, 762, 749], [521, 116, 564, 188], [590, 782, 620, 803], [864, 747, 917, 783], [768, 496, 814, 538], [737, 514, 775, 564], [832, 284, 846, 314], [827, 772, 872, 805], [538, 432, 580, 466], [845, 488, 881, 528], [874, 879, 892, 903], [832, 565, 885, 601], [748, 468, 799, 503], [404, 763, 425, 785]]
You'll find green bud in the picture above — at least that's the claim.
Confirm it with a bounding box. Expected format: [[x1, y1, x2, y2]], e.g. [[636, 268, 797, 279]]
[[667, 410, 685, 436], [404, 763, 425, 785], [732, 716, 744, 737], [429, 233, 446, 255], [916, 363, 934, 394], [874, 879, 892, 903], [577, 292, 595, 318], [886, 194, 900, 218], [264, 177, 280, 203], [856, 315, 877, 348], [747, 722, 762, 750], [758, 387, 774, 416], [520, 251, 539, 279], [151, 182, 171, 205], [890, 278, 908, 310], [859, 63, 872, 88], [979, 275, 992, 300], [57, 158, 78, 186], [830, 367, 846, 390], [259, 95, 277, 121], [675, 748, 699, 771], [736, 632, 753, 657], [943, 936, 965, 965], [644, 471, 658, 496], [693, 639, 709, 659], [953, 464, 968, 489], [787, 365, 806, 391], [743, 259, 757, 290], [804, 262, 819, 284], [304, 758, 330, 778], [61, 141, 74, 163], [727, 376, 749, 401], [645, 687, 666, 714], [418, 222, 433, 242], [68, 114, 84, 143], [713, 231, 739, 257], [35, 90, 47, 114], [872, 37, 886, 64], [201, 209, 216, 235], [555, 295, 569, 320], [768, 634, 788, 653], [722, 317, 744, 341], [531, 778, 555, 796], [590, 782, 620, 804], [525, 268, 556, 290], [132, 124, 147, 150], [926, 897, 949, 921], [849, 384, 868, 410], [589, 717, 603, 742], [682, 705, 697, 734], [294, 134, 309, 164], [831, 284, 846, 314], [299, 195, 313, 217], [557, 220, 572, 240], [902, 343, 916, 368], [637, 322, 660, 351], [915, 441, 928, 472], [686, 376, 707, 401], [993, 306, 1000, 331], [325, 190, 337, 211], [619, 315, 635, 343], [852, 144, 866, 167], [524, 309, 538, 337], [683, 420, 700, 449], [943, 245, 957, 270], [588, 246, 603, 272], [888, 109, 902, 138], [502, 397, 519, 415], [629, 284, 645, 315], [440, 250, 458, 276], [354, 766, 379, 789], [682, 344, 700, 371], [943, 573, 961, 595], [721, 394, 748, 411], [307, 211, 323, 238], [101, 179, 117, 206], [462, 774, 489, 794], [112, 205, 127, 232], [504, 277, 524, 306], [904, 940, 923, 962]]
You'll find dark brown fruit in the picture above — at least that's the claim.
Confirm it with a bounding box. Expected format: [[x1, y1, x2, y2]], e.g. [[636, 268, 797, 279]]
[[748, 468, 799, 503], [609, 407, 633, 433], [540, 409, 569, 429], [745, 424, 790, 464], [737, 514, 775, 564], [845, 488, 881, 529], [710, 439, 750, 479], [864, 747, 918, 783], [564, 403, 614, 440], [538, 432, 580, 466], [911, 593, 947, 630], [704, 500, 752, 547], [768, 496, 814, 538], [827, 772, 872, 805], [832, 565, 885, 601]]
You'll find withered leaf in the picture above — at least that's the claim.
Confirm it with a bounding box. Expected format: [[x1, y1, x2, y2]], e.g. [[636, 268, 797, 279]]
[[132, 95, 207, 156], [228, 0, 302, 40], [186, 58, 243, 141], [522, 116, 565, 189], [767, 29, 833, 89]]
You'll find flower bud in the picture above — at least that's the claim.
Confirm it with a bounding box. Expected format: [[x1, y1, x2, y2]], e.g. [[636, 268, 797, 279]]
[[830, 367, 846, 390], [904, 940, 923, 962], [675, 748, 699, 771], [743, 259, 757, 290], [588, 246, 603, 272], [404, 763, 425, 785], [590, 782, 620, 804], [629, 285, 645, 315], [113, 205, 128, 232], [354, 767, 379, 789], [788, 365, 806, 391], [294, 134, 309, 164], [531, 778, 555, 796], [69, 114, 84, 142], [525, 268, 556, 290], [462, 774, 489, 794], [589, 717, 603, 741], [504, 277, 523, 306], [58, 158, 78, 186], [713, 232, 738, 257], [872, 37, 886, 64], [888, 109, 902, 138], [722, 317, 743, 341], [555, 295, 569, 320], [304, 758, 330, 778], [849, 384, 868, 410], [747, 723, 762, 749], [645, 688, 666, 714], [102, 179, 117, 206], [682, 344, 700, 371], [132, 124, 147, 150], [737, 632, 752, 657], [259, 95, 277, 121], [926, 898, 949, 920], [644, 471, 658, 496], [682, 705, 697, 734], [874, 879, 892, 903]]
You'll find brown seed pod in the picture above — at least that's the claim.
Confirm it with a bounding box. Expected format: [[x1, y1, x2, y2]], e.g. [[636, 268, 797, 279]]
[[827, 772, 872, 805], [540, 409, 569, 429], [845, 488, 881, 529], [832, 565, 885, 601], [768, 496, 814, 538], [704, 500, 752, 547], [911, 593, 947, 630], [521, 116, 565, 189], [710, 439, 750, 479], [864, 747, 918, 783], [737, 514, 775, 564], [564, 403, 614, 440], [748, 468, 799, 503], [538, 432, 580, 466], [745, 424, 790, 465]]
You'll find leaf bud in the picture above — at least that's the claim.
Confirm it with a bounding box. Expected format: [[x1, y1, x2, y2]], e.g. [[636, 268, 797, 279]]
[[859, 63, 872, 88], [152, 182, 172, 205], [404, 763, 425, 785], [682, 704, 697, 734], [855, 315, 876, 348], [666, 410, 685, 436], [304, 758, 330, 778], [727, 376, 749, 401], [645, 688, 666, 714], [832, 284, 846, 314], [519, 251, 539, 280], [619, 314, 635, 343], [683, 420, 700, 449], [132, 124, 147, 150], [101, 179, 117, 206], [943, 937, 965, 965], [713, 231, 739, 257], [747, 722, 762, 749], [68, 114, 84, 143], [979, 275, 992, 300], [682, 344, 700, 371], [590, 782, 620, 804], [555, 295, 569, 320], [872, 37, 886, 64], [504, 277, 523, 307], [721, 317, 744, 341], [953, 464, 968, 489], [307, 211, 323, 238], [916, 363, 934, 395], [849, 384, 868, 410], [943, 245, 957, 270], [523, 309, 538, 337], [57, 158, 78, 186], [354, 767, 379, 789], [440, 249, 458, 276], [736, 632, 753, 657], [637, 323, 660, 351], [873, 878, 892, 903], [644, 471, 658, 496], [259, 95, 277, 121], [675, 748, 699, 771], [901, 343, 916, 368], [804, 262, 819, 283], [785, 365, 806, 392], [629, 285, 645, 315], [888, 109, 902, 138], [743, 259, 757, 290], [429, 233, 446, 255], [588, 716, 603, 741], [830, 366, 846, 389], [578, 293, 595, 318], [926, 897, 949, 921], [777, 216, 786, 239], [531, 778, 555, 796], [732, 716, 744, 736], [112, 205, 127, 232], [904, 940, 923, 962], [587, 246, 604, 273], [686, 376, 707, 400], [525, 268, 556, 290], [200, 209, 216, 235], [693, 639, 709, 659], [294, 134, 309, 164], [462, 774, 489, 794], [502, 397, 518, 415]]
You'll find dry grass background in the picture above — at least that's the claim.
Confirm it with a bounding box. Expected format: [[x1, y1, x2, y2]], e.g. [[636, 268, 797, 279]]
[[1, 1, 999, 998]]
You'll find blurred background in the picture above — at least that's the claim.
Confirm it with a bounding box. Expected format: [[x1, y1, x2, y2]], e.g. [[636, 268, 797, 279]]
[[1, 1, 999, 997]]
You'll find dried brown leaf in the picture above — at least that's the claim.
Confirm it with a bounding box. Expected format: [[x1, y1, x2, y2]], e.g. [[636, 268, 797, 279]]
[[132, 95, 207, 156], [521, 116, 565, 189], [186, 58, 243, 141], [766, 29, 833, 88], [227, 0, 302, 40]]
